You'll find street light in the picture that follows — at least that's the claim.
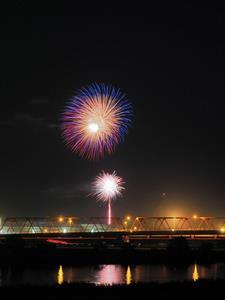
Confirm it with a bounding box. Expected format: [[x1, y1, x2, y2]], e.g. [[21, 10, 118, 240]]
[[58, 217, 64, 223]]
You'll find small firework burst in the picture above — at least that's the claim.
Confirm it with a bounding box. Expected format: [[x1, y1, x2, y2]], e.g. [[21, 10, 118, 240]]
[[91, 171, 125, 225], [92, 171, 125, 201], [61, 83, 132, 160]]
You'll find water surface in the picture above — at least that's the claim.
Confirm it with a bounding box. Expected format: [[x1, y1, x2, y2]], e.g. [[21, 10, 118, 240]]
[[0, 263, 224, 286]]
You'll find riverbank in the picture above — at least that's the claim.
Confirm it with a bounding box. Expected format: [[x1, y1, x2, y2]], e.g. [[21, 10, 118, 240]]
[[0, 247, 224, 266], [0, 280, 224, 299], [0, 235, 224, 266]]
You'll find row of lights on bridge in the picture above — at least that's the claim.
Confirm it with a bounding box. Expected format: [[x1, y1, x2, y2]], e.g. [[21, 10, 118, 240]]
[[124, 214, 225, 233], [123, 216, 138, 231], [192, 215, 225, 233], [42, 217, 73, 233], [41, 214, 225, 234], [57, 215, 211, 223], [58, 217, 73, 224]]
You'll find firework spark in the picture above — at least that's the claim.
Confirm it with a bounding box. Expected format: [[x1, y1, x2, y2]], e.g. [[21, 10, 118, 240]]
[[91, 171, 125, 225], [61, 83, 132, 160]]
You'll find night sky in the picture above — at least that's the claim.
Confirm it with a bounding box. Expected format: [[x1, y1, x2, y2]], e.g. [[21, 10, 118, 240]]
[[0, 4, 224, 218]]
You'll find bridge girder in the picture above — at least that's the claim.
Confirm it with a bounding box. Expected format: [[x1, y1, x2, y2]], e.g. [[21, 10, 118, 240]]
[[1, 216, 225, 234]]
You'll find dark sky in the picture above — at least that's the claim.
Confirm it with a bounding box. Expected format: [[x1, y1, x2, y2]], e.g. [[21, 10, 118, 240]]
[[0, 4, 224, 218]]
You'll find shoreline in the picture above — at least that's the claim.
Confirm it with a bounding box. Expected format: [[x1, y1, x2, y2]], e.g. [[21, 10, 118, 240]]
[[0, 280, 224, 299], [0, 247, 224, 266]]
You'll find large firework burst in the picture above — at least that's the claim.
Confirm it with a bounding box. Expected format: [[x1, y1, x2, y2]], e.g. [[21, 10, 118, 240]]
[[61, 83, 132, 159], [91, 171, 125, 225]]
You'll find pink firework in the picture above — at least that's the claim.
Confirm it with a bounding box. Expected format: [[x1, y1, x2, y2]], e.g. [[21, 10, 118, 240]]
[[61, 83, 132, 160], [92, 171, 125, 225]]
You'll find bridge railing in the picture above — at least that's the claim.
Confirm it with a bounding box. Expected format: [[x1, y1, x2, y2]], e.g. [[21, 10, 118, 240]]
[[130, 217, 225, 232], [0, 217, 125, 234], [1, 216, 225, 234]]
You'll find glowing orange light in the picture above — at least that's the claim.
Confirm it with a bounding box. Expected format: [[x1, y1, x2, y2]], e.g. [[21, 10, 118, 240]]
[[59, 217, 64, 223], [193, 264, 199, 282], [126, 216, 131, 221], [126, 266, 132, 285], [57, 265, 64, 285], [193, 214, 198, 219]]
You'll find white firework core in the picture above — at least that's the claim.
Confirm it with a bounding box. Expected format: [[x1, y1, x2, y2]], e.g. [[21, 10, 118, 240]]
[[88, 122, 99, 133]]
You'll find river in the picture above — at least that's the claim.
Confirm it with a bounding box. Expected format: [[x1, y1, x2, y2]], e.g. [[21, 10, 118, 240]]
[[0, 263, 225, 286]]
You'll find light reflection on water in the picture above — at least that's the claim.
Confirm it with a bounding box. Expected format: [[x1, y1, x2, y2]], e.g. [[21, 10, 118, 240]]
[[126, 266, 132, 285], [1, 263, 225, 286], [192, 264, 199, 282], [57, 265, 64, 285]]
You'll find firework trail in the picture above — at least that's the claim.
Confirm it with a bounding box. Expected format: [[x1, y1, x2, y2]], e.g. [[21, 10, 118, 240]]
[[61, 83, 132, 160]]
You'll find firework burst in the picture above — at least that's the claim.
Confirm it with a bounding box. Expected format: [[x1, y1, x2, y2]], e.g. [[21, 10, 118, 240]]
[[61, 83, 132, 160], [91, 171, 125, 225], [92, 171, 125, 202]]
